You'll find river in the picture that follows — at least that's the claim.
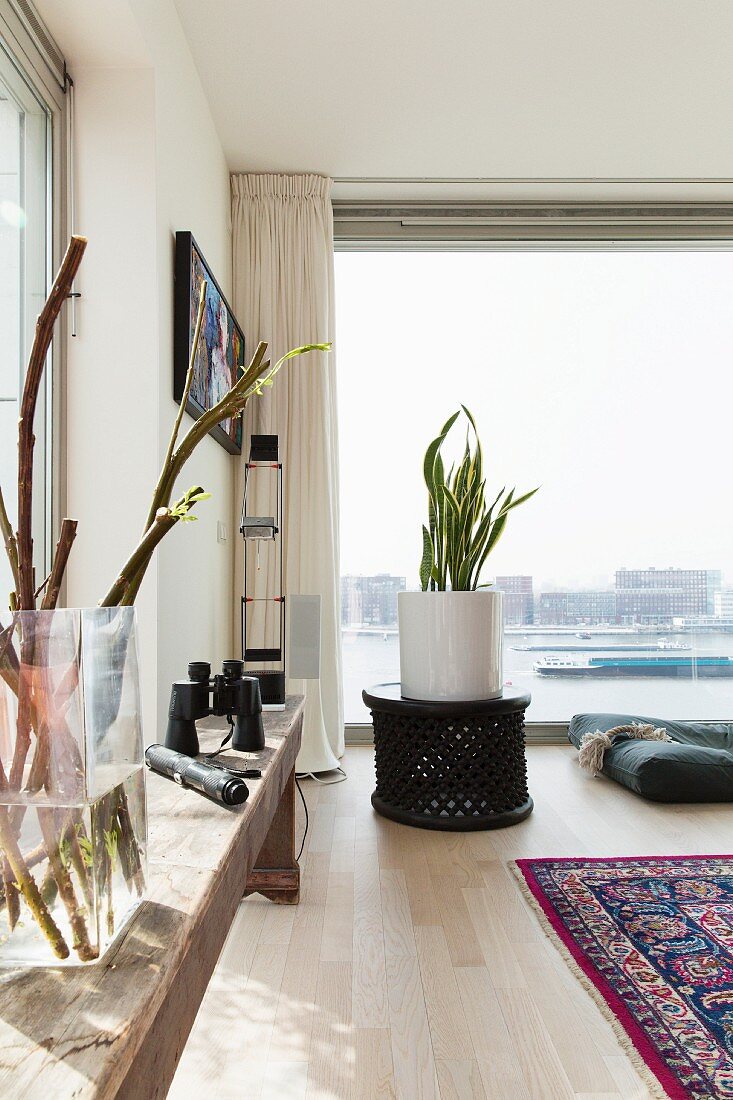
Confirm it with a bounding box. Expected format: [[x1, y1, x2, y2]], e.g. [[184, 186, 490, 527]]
[[342, 630, 733, 724]]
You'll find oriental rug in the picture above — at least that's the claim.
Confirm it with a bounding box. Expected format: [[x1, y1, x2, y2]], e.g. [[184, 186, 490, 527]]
[[514, 855, 733, 1099]]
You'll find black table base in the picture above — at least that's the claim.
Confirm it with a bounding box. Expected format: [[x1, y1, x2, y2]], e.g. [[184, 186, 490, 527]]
[[363, 684, 533, 831]]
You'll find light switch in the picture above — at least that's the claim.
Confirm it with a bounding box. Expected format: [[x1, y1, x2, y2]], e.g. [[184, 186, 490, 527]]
[[217, 521, 228, 543]]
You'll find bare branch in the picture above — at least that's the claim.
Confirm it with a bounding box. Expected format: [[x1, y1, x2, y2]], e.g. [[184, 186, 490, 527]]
[[144, 340, 270, 536], [109, 338, 327, 609], [147, 281, 208, 531], [0, 484, 19, 603], [34, 574, 51, 600], [17, 236, 87, 610], [99, 488, 206, 607], [99, 510, 177, 608], [41, 519, 78, 611], [149, 341, 270, 522]]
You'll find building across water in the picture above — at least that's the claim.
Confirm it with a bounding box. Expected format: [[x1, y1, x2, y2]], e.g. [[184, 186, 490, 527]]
[[615, 568, 722, 624], [494, 575, 534, 625], [341, 574, 405, 627], [536, 589, 616, 627]]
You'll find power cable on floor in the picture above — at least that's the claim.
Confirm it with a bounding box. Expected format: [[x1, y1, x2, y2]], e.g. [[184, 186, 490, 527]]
[[295, 774, 309, 860]]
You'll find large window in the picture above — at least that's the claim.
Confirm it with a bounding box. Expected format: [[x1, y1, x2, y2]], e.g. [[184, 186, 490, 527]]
[[337, 248, 733, 725], [0, 8, 65, 605]]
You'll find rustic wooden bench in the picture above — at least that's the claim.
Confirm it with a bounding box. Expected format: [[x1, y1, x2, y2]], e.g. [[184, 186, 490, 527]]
[[0, 694, 305, 1099]]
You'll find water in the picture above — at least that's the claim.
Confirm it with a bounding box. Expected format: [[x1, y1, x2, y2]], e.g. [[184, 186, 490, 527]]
[[0, 769, 147, 966], [343, 631, 733, 724]]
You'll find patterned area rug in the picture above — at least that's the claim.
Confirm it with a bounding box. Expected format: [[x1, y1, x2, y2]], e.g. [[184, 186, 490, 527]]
[[514, 856, 733, 1100]]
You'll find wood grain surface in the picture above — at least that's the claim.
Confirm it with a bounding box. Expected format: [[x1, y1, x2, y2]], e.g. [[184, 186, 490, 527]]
[[170, 743, 732, 1100], [0, 696, 304, 1100]]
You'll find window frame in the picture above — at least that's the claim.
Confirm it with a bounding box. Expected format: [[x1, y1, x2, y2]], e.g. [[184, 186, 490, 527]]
[[333, 200, 733, 743], [0, 0, 69, 586]]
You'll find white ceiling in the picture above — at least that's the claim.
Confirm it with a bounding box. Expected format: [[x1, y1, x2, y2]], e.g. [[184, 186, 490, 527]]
[[172, 0, 733, 185], [36, 0, 149, 67]]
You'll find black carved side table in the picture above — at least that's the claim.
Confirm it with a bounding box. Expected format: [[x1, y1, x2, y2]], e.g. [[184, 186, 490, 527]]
[[362, 683, 533, 831]]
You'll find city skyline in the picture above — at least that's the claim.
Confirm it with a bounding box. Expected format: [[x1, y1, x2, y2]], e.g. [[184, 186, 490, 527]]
[[341, 566, 732, 628]]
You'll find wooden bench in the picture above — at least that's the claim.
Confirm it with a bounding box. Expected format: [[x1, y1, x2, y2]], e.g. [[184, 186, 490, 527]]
[[0, 695, 305, 1099]]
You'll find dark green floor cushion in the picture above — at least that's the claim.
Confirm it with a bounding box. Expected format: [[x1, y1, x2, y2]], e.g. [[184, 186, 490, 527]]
[[568, 712, 733, 802]]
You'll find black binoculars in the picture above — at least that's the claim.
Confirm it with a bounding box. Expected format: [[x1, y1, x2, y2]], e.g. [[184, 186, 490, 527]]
[[165, 659, 265, 756]]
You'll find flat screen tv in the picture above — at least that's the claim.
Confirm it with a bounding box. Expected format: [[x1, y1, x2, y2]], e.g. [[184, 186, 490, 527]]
[[174, 231, 245, 455]]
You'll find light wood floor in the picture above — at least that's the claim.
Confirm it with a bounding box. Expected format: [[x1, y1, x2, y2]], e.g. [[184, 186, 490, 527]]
[[168, 745, 731, 1100]]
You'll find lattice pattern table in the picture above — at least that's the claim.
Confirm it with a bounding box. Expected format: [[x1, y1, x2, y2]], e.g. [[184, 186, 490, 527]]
[[363, 683, 533, 831]]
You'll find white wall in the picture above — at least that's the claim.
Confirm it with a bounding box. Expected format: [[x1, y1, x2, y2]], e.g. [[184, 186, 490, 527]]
[[131, 0, 235, 733], [37, 0, 235, 737], [63, 65, 160, 730]]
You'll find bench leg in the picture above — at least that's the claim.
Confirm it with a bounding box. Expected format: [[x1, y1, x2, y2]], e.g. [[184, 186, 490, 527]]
[[244, 766, 300, 904]]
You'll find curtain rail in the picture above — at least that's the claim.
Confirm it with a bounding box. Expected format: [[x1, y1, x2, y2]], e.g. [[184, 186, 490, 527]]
[[333, 177, 733, 185], [333, 200, 733, 243]]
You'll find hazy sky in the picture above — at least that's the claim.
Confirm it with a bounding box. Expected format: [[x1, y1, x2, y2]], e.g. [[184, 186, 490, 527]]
[[336, 249, 733, 591]]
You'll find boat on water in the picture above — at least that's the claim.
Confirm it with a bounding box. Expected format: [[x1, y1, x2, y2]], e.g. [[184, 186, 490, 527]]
[[513, 641, 690, 653], [534, 655, 733, 678]]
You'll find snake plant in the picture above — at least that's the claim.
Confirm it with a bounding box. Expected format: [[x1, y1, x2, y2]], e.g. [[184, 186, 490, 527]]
[[419, 407, 538, 591]]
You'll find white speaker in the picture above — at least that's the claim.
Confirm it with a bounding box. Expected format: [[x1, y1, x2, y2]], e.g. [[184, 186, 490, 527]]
[[288, 595, 321, 679]]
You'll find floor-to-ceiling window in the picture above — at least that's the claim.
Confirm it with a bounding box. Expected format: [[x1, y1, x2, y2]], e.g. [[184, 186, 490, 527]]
[[0, 6, 66, 606], [336, 244, 733, 726]]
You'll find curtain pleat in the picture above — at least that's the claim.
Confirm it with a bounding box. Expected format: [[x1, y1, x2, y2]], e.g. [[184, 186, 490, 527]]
[[231, 173, 344, 773]]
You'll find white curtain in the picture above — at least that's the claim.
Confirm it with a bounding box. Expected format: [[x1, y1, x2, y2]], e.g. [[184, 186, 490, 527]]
[[231, 173, 344, 773]]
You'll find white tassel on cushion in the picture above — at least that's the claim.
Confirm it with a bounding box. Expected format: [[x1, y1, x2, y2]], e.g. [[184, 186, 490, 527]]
[[578, 722, 672, 777]]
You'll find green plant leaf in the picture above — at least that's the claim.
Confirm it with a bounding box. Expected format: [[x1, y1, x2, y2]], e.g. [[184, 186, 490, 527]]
[[496, 486, 540, 518], [456, 556, 473, 591], [454, 439, 470, 499], [59, 836, 71, 871], [433, 451, 447, 585], [422, 411, 460, 591], [473, 513, 508, 584], [416, 407, 537, 592], [423, 411, 459, 496], [462, 512, 494, 589], [104, 826, 119, 866], [274, 342, 331, 367], [76, 829, 94, 868], [460, 404, 478, 435], [170, 485, 212, 522], [461, 405, 482, 491], [443, 485, 460, 518], [250, 343, 332, 400], [419, 525, 434, 592]]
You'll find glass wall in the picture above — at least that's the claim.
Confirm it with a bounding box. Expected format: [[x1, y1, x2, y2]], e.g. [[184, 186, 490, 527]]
[[0, 39, 53, 606], [337, 250, 733, 724]]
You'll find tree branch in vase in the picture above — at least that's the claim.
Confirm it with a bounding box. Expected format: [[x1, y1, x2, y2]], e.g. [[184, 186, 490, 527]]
[[0, 487, 19, 609], [99, 487, 209, 608], [40, 520, 78, 612], [0, 238, 331, 962], [16, 237, 87, 611]]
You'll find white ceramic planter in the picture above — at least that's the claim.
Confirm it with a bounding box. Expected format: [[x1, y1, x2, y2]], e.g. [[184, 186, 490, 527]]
[[398, 590, 503, 702]]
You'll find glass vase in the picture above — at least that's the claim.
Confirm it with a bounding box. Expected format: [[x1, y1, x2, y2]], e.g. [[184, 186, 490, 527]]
[[0, 607, 147, 966]]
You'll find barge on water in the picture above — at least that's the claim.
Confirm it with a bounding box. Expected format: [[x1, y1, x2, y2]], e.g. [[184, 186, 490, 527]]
[[533, 655, 733, 678], [514, 642, 689, 653]]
